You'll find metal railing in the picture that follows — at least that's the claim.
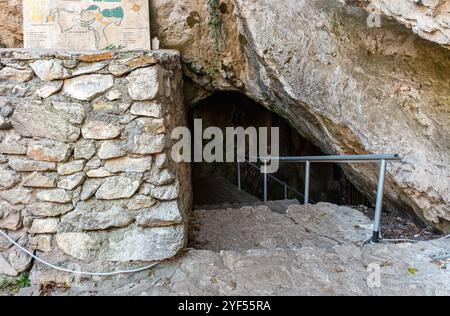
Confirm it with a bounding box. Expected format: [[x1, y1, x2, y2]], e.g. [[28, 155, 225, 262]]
[[237, 159, 310, 202], [237, 154, 401, 243]]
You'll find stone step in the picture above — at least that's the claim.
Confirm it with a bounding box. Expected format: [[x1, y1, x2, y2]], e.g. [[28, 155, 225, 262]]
[[194, 175, 260, 207], [194, 199, 301, 213]]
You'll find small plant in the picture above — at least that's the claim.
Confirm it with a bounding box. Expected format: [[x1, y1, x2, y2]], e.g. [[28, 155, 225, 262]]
[[15, 273, 31, 289], [102, 44, 126, 51], [207, 0, 223, 74], [407, 267, 418, 275], [0, 278, 13, 290]]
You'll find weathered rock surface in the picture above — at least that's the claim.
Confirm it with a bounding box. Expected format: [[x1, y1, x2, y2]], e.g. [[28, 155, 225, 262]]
[[8, 157, 56, 172], [151, 183, 179, 201], [0, 67, 33, 82], [57, 160, 85, 176], [0, 143, 27, 155], [16, 203, 450, 296], [0, 0, 22, 48], [150, 0, 450, 232], [11, 102, 80, 142], [136, 201, 183, 227], [30, 59, 68, 81], [81, 121, 122, 140], [97, 141, 125, 160], [126, 67, 161, 101], [0, 213, 21, 231], [0, 188, 33, 205], [0, 168, 21, 189], [132, 134, 165, 155], [105, 157, 152, 174], [63, 74, 114, 101], [29, 218, 59, 234], [35, 81, 63, 98], [73, 140, 96, 160], [27, 140, 71, 162], [340, 0, 450, 48], [37, 189, 72, 204], [130, 102, 163, 118], [23, 172, 57, 188], [28, 235, 52, 252], [57, 172, 85, 191], [55, 233, 97, 261], [27, 203, 73, 217], [51, 102, 86, 125], [96, 176, 141, 200], [108, 225, 186, 262], [61, 205, 133, 232]]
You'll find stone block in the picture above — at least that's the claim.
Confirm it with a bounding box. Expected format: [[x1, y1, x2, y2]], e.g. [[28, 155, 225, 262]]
[[63, 74, 114, 101], [29, 218, 59, 234], [126, 67, 161, 101], [57, 172, 86, 190], [23, 172, 57, 188], [105, 157, 152, 174], [37, 189, 72, 204], [108, 226, 185, 262], [55, 233, 97, 261], [8, 157, 56, 172], [136, 201, 183, 227], [27, 203, 74, 217], [96, 176, 141, 200], [57, 160, 85, 175], [130, 102, 163, 118], [81, 121, 122, 140], [11, 102, 80, 142], [61, 205, 133, 231], [98, 141, 126, 160], [150, 183, 179, 201], [30, 59, 68, 81]]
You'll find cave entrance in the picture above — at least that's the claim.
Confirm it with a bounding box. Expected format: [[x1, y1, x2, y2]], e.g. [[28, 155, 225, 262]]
[[190, 91, 369, 209]]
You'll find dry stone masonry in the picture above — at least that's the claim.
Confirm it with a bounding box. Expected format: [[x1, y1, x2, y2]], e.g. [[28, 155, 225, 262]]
[[0, 49, 191, 278]]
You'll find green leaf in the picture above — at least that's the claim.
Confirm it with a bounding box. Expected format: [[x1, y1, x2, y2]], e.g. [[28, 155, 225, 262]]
[[408, 267, 418, 275]]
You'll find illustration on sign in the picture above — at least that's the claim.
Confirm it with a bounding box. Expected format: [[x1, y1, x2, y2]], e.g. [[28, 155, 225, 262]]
[[24, 0, 151, 50]]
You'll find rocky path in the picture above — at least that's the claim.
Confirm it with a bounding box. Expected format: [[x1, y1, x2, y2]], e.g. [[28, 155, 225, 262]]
[[9, 203, 450, 296]]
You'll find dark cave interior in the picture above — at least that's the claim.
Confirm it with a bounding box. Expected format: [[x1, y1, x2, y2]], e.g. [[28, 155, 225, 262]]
[[190, 91, 370, 207]]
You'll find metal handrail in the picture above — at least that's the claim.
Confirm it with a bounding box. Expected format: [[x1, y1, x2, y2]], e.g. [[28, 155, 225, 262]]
[[238, 159, 309, 202], [238, 154, 402, 243], [255, 154, 400, 163]]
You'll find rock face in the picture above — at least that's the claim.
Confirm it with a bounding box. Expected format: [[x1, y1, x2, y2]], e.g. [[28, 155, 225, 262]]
[[0, 50, 191, 278], [0, 0, 22, 48], [148, 0, 450, 232], [342, 0, 450, 48]]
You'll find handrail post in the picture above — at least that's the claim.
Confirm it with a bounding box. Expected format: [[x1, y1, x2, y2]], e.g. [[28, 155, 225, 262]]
[[304, 161, 311, 204], [237, 161, 241, 190], [263, 160, 268, 202], [372, 159, 387, 243], [284, 184, 288, 200]]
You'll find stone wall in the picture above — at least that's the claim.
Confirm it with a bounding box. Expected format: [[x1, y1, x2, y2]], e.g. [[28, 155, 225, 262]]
[[0, 49, 191, 279]]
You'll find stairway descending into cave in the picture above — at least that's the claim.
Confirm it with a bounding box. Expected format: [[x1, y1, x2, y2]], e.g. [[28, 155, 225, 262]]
[[194, 175, 300, 214]]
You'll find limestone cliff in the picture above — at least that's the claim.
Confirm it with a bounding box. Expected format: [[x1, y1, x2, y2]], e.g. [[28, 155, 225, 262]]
[[1, 0, 449, 232], [155, 0, 450, 232], [0, 0, 22, 48]]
